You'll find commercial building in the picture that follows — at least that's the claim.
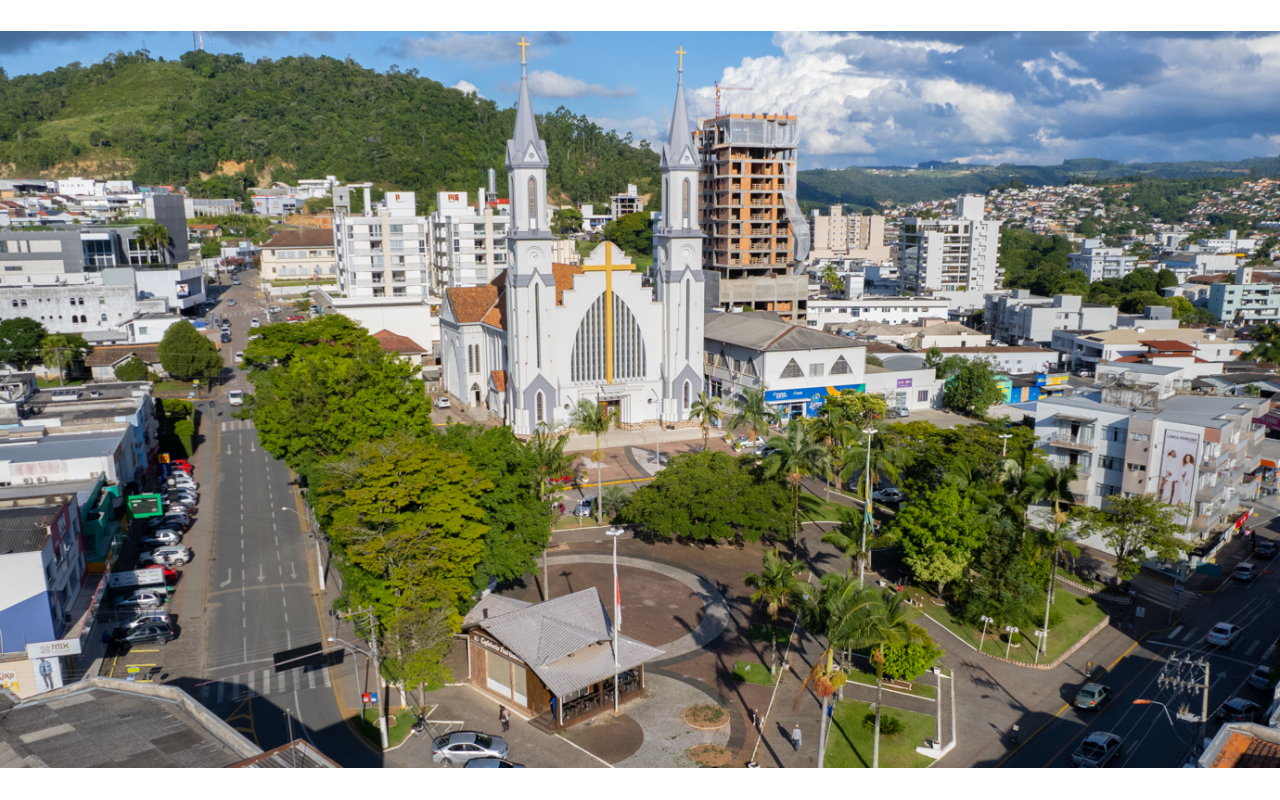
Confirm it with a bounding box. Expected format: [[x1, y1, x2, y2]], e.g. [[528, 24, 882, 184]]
[[1052, 327, 1241, 371], [697, 113, 809, 322], [259, 229, 337, 283], [430, 190, 510, 292], [0, 495, 86, 650], [898, 195, 1002, 305], [808, 206, 890, 262], [1158, 250, 1239, 278], [610, 184, 644, 219], [986, 290, 1119, 346], [807, 295, 950, 329], [1068, 238, 1137, 282], [184, 197, 241, 217], [932, 345, 1058, 375], [1207, 266, 1280, 324], [333, 189, 431, 301]]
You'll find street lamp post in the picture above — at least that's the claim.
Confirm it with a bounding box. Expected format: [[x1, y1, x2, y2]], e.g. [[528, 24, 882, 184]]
[[327, 635, 365, 703], [606, 526, 624, 714], [999, 433, 1013, 458], [648, 391, 661, 471], [331, 607, 387, 749], [1032, 629, 1047, 665], [861, 426, 876, 587], [978, 615, 994, 651], [1004, 626, 1018, 659], [283, 506, 325, 591]]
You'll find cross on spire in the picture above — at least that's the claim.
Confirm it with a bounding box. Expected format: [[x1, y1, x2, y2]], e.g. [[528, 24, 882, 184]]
[[676, 45, 687, 74], [518, 36, 530, 66]]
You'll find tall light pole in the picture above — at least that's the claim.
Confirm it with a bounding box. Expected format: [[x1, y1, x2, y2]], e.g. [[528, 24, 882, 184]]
[[1004, 626, 1018, 659], [282, 506, 324, 590], [1032, 629, 1047, 665], [999, 433, 1013, 458], [648, 391, 661, 470], [334, 608, 387, 749], [861, 426, 876, 587], [978, 615, 994, 652], [327, 635, 365, 707], [606, 526, 624, 714]]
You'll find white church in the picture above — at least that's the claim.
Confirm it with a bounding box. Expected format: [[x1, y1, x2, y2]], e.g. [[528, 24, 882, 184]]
[[441, 50, 707, 437]]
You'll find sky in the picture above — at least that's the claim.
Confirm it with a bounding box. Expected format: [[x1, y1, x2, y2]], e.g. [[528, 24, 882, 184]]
[[3, 27, 1279, 170]]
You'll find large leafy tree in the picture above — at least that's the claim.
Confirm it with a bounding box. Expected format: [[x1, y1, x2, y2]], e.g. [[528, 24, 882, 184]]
[[156, 320, 222, 381], [942, 359, 1005, 417], [0, 318, 47, 368], [890, 484, 990, 597], [1080, 494, 1190, 579], [39, 333, 90, 382], [114, 357, 149, 382], [619, 450, 790, 545], [962, 515, 1042, 630], [602, 212, 653, 256], [743, 550, 807, 676]]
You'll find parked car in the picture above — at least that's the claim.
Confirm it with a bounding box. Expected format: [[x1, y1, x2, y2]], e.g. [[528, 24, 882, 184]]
[[1207, 622, 1242, 647], [431, 731, 509, 767], [250, 318, 261, 328], [227, 298, 237, 306], [221, 332, 233, 344], [139, 546, 191, 567], [269, 305, 282, 314], [574, 496, 596, 517], [887, 407, 910, 418], [1234, 562, 1258, 582], [434, 396, 451, 409], [1248, 664, 1274, 691], [148, 516, 189, 531], [231, 278, 241, 286], [168, 477, 198, 489], [111, 623, 176, 648], [1074, 683, 1112, 711], [872, 487, 908, 503], [235, 351, 244, 364], [141, 531, 183, 548], [228, 390, 245, 407], [1255, 539, 1277, 559], [114, 590, 164, 610], [287, 315, 305, 322], [1217, 697, 1261, 722], [464, 758, 525, 768], [1071, 732, 1122, 767], [170, 459, 194, 473], [117, 611, 172, 631]]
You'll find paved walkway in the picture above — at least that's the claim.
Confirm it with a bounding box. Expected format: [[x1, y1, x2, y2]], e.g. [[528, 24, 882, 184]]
[[614, 674, 732, 767]]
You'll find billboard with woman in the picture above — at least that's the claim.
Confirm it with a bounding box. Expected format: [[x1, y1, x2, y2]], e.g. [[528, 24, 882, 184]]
[[1158, 429, 1201, 508]]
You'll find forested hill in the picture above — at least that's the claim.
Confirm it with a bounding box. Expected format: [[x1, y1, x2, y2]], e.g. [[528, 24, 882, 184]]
[[797, 156, 1280, 209], [0, 50, 660, 206]]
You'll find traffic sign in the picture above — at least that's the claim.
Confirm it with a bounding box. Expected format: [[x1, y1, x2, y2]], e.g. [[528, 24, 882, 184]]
[[127, 494, 164, 517], [1174, 584, 1184, 595]]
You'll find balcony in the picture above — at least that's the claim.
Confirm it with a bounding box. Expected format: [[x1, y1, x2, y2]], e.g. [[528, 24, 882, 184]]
[[1043, 434, 1095, 451]]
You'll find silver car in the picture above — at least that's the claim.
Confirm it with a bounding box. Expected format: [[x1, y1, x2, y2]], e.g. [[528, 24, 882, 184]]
[[431, 731, 509, 767]]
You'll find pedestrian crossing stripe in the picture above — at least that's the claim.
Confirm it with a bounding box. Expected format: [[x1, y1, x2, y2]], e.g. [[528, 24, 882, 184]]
[[202, 665, 336, 705], [1181, 627, 1198, 642], [220, 420, 256, 431], [1246, 640, 1261, 656]]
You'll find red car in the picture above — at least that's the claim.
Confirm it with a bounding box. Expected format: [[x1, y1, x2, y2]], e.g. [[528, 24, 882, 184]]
[[286, 315, 305, 323], [170, 462, 194, 475]]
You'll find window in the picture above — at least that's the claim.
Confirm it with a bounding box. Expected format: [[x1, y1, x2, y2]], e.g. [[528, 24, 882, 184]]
[[780, 359, 803, 379], [733, 359, 743, 373], [1129, 432, 1150, 442], [99, 297, 105, 305], [534, 284, 542, 369], [390, 224, 403, 234], [683, 381, 691, 408], [685, 280, 691, 359], [69, 299, 76, 307], [20, 299, 26, 308], [1126, 463, 1146, 472], [528, 176, 538, 230], [918, 390, 929, 402], [536, 391, 545, 423], [830, 356, 852, 375], [393, 287, 406, 296], [682, 178, 691, 228], [810, 363, 824, 377], [3, 266, 20, 272]]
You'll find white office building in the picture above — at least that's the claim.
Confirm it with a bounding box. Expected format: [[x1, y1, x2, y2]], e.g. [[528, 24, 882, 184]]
[[898, 195, 1002, 304], [1068, 238, 1137, 282], [986, 290, 1119, 346], [430, 190, 510, 293], [807, 295, 950, 329]]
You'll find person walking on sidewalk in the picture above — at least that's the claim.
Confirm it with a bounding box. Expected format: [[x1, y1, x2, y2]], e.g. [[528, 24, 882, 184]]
[[499, 705, 510, 733], [791, 724, 802, 752]]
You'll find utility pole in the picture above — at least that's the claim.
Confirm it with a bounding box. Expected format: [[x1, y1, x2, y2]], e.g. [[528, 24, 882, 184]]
[[339, 605, 387, 749], [1159, 654, 1210, 754]]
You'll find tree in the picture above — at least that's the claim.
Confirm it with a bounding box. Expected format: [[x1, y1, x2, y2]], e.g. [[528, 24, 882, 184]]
[[905, 545, 970, 600], [0, 318, 47, 368], [743, 550, 806, 676], [1080, 494, 1189, 579], [602, 212, 652, 256], [133, 221, 171, 264], [39, 333, 89, 383], [1027, 462, 1080, 654], [822, 390, 886, 425], [1120, 267, 1159, 295], [199, 239, 221, 259], [688, 392, 723, 451], [762, 422, 828, 548], [526, 424, 574, 599], [840, 425, 912, 501], [1155, 269, 1179, 290], [822, 508, 873, 578], [381, 606, 455, 697], [552, 207, 583, 235], [600, 485, 630, 520], [619, 450, 790, 545], [820, 263, 845, 294], [114, 356, 149, 382], [962, 515, 1040, 630], [865, 354, 884, 368], [726, 386, 778, 446], [156, 320, 222, 382], [926, 346, 970, 381], [890, 484, 989, 597], [943, 359, 1004, 417], [880, 641, 945, 683], [568, 398, 618, 525], [1242, 323, 1280, 363]]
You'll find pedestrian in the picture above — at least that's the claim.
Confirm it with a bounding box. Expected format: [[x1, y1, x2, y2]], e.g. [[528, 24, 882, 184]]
[[1085, 660, 1094, 679], [791, 724, 802, 752], [499, 705, 510, 732], [1128, 614, 1135, 632]]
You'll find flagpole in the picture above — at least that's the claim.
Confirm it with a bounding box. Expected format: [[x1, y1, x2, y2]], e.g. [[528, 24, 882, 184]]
[[607, 526, 624, 713]]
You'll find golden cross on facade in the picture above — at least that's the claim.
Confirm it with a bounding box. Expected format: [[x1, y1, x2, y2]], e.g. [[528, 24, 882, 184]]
[[518, 36, 531, 64], [580, 242, 632, 384], [676, 45, 687, 73]]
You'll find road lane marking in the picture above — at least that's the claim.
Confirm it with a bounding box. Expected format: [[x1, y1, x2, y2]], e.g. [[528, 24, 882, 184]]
[[1181, 627, 1198, 642], [247, 670, 255, 693], [322, 668, 331, 688], [308, 671, 316, 690], [278, 672, 286, 693], [1169, 626, 1183, 640], [261, 670, 271, 696], [220, 570, 232, 588]]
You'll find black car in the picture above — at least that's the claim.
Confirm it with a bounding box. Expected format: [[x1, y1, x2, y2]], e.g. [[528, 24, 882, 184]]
[[221, 333, 233, 343], [1255, 539, 1278, 559], [111, 623, 176, 647]]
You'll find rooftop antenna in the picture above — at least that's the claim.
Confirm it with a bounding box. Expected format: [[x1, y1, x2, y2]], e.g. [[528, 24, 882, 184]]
[[192, 32, 204, 51]]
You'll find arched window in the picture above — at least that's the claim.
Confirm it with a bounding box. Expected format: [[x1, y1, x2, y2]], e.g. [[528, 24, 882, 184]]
[[78, 298, 85, 306], [69, 299, 76, 307], [534, 283, 542, 370], [682, 178, 691, 228], [663, 178, 669, 225], [536, 391, 545, 423], [683, 380, 691, 409], [684, 280, 691, 360], [527, 176, 538, 230]]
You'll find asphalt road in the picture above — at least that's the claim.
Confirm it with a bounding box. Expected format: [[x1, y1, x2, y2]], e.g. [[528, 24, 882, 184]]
[[195, 272, 383, 767]]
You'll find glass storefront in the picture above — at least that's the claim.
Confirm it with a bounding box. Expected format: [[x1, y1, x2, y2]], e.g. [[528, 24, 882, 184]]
[[485, 647, 529, 707]]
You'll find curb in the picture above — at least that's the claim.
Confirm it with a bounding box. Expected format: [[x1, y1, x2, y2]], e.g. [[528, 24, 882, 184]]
[[1055, 574, 1131, 605], [923, 613, 1112, 671]]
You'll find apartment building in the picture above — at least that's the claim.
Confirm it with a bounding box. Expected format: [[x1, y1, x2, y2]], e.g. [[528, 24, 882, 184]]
[[697, 113, 809, 322], [986, 290, 1119, 346], [808, 206, 890, 262], [1158, 250, 1239, 278], [807, 295, 950, 328], [333, 189, 430, 300], [259, 229, 337, 283], [610, 184, 644, 220], [429, 190, 510, 292], [1068, 238, 1137, 282], [898, 194, 1002, 306], [1034, 375, 1266, 548], [1207, 267, 1280, 324], [1052, 327, 1241, 370]]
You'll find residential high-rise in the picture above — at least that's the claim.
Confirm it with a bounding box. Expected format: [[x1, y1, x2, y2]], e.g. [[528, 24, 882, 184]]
[[898, 194, 1002, 302], [429, 190, 510, 293], [1068, 238, 1137, 282], [696, 113, 809, 322], [610, 184, 644, 220], [809, 206, 890, 262], [332, 190, 430, 300]]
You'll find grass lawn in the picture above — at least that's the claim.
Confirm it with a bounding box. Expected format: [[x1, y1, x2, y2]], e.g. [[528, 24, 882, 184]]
[[355, 708, 415, 749], [746, 623, 792, 646], [825, 698, 936, 768], [731, 660, 775, 686], [914, 587, 1107, 665], [36, 377, 85, 388], [842, 665, 936, 700], [152, 380, 204, 393]]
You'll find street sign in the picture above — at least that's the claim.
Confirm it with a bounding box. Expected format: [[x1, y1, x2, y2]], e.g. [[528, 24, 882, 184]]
[[1135, 606, 1146, 619], [1174, 584, 1185, 595], [127, 494, 164, 518], [158, 453, 170, 464]]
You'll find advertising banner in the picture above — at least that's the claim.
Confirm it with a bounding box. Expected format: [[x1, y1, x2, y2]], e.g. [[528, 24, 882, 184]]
[[896, 378, 913, 388], [1158, 429, 1201, 508]]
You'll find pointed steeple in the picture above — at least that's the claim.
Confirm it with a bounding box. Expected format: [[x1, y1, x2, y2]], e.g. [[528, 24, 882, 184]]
[[506, 38, 549, 171], [661, 48, 700, 172]]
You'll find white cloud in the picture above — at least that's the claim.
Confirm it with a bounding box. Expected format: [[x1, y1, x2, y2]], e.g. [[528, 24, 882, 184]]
[[591, 116, 659, 146], [451, 79, 483, 98], [500, 70, 635, 99]]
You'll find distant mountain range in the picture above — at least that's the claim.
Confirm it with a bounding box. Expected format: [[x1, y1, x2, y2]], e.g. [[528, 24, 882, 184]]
[[795, 157, 1280, 209]]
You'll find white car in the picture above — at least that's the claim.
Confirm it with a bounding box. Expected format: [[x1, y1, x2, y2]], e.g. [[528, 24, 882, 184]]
[[139, 546, 191, 567], [434, 396, 451, 409], [1207, 622, 1242, 647], [228, 390, 245, 407], [250, 318, 261, 328], [268, 305, 282, 314], [168, 477, 198, 490], [234, 351, 244, 364], [114, 590, 164, 610], [574, 496, 596, 517]]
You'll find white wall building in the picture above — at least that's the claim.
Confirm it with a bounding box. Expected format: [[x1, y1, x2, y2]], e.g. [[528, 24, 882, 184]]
[[898, 194, 1002, 298], [809, 206, 890, 263], [806, 295, 950, 328], [1068, 238, 1137, 282], [430, 190, 511, 293], [259, 230, 337, 283], [333, 190, 431, 301], [610, 184, 644, 220], [1052, 328, 1242, 370], [986, 290, 1119, 346]]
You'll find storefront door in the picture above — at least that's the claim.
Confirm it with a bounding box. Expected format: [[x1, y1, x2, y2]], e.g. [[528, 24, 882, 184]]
[[485, 647, 529, 708]]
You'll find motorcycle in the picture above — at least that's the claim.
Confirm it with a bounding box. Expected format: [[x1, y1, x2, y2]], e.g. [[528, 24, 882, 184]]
[[411, 713, 427, 735]]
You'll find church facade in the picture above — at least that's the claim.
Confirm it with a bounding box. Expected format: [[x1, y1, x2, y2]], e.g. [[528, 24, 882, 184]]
[[441, 51, 707, 436]]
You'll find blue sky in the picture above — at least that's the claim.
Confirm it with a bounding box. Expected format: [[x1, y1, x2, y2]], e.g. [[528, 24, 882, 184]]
[[3, 29, 1279, 169]]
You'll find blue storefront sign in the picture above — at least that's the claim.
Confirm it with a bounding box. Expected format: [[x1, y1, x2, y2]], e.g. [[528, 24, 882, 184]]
[[765, 384, 866, 417]]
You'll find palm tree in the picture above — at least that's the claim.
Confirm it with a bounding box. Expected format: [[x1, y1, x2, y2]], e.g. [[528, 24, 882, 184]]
[[529, 423, 575, 600], [762, 421, 828, 550], [133, 222, 170, 265], [839, 426, 912, 501], [811, 406, 858, 500], [821, 508, 873, 576], [820, 263, 844, 294], [600, 485, 630, 520], [1027, 461, 1081, 656], [40, 334, 89, 387], [726, 386, 778, 450], [995, 456, 1033, 522], [569, 398, 619, 526], [688, 392, 723, 451], [743, 550, 807, 677], [835, 586, 930, 769], [1242, 323, 1280, 363]]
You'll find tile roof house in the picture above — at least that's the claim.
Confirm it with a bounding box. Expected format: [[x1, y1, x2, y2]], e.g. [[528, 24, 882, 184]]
[[83, 344, 165, 381], [370, 329, 429, 366]]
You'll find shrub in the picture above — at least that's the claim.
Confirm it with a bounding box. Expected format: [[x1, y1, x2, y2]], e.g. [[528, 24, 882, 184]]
[[862, 711, 905, 737], [1076, 596, 1094, 607], [880, 641, 945, 682], [173, 419, 195, 438], [114, 357, 149, 382], [147, 370, 163, 382], [1047, 606, 1065, 629]]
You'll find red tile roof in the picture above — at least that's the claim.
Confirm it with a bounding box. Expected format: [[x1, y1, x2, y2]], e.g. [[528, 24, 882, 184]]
[[260, 229, 334, 249], [446, 273, 507, 329], [1210, 731, 1280, 768], [552, 262, 584, 306], [1141, 339, 1197, 352], [491, 370, 507, 392], [370, 329, 426, 354]]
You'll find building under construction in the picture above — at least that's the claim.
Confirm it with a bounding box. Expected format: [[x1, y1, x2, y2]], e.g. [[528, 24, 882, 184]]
[[696, 113, 810, 322]]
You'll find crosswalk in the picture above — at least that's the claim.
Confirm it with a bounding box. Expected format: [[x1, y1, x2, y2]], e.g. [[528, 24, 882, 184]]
[[1165, 626, 1266, 655], [220, 419, 256, 431], [202, 664, 332, 704]]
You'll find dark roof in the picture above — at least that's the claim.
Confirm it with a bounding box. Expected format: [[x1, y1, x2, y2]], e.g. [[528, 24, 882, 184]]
[[229, 740, 340, 769], [0, 504, 57, 555], [260, 229, 334, 250], [705, 311, 858, 352], [83, 344, 162, 368]]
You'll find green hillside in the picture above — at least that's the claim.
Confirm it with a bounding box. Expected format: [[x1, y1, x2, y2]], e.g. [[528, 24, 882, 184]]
[[0, 50, 660, 207]]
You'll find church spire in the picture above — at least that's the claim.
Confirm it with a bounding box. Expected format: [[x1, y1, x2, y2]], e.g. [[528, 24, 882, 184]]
[[506, 35, 549, 170], [661, 45, 700, 172]]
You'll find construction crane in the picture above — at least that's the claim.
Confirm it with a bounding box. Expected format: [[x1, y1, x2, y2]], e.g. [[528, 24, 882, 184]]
[[715, 82, 753, 117]]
